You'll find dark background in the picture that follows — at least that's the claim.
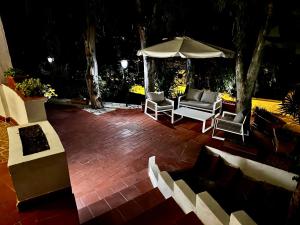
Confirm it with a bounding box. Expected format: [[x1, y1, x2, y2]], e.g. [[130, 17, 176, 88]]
[[1, 0, 299, 101]]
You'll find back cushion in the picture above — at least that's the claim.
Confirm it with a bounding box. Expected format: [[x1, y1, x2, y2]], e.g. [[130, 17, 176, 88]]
[[200, 90, 218, 103], [233, 111, 245, 123], [186, 88, 203, 101], [148, 91, 164, 102], [215, 162, 242, 188], [195, 150, 222, 178]]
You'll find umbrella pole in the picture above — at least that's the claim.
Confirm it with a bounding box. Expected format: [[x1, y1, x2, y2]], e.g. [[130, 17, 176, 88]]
[[142, 55, 149, 99]]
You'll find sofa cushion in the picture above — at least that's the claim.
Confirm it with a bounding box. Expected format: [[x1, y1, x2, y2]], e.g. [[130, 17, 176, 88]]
[[148, 91, 164, 102], [186, 88, 203, 101], [200, 90, 218, 103], [217, 120, 242, 133], [180, 100, 213, 110]]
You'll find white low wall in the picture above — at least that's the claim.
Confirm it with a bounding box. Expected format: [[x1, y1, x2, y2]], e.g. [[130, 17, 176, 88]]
[[196, 191, 229, 225], [174, 179, 196, 214], [148, 146, 297, 225], [148, 155, 234, 225], [0, 84, 47, 124], [0, 84, 7, 116], [230, 211, 257, 225]]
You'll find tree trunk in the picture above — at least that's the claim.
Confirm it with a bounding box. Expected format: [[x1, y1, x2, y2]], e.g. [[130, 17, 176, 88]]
[[84, 22, 103, 109], [136, 0, 156, 97], [235, 52, 249, 112], [137, 25, 155, 96], [236, 3, 273, 113]]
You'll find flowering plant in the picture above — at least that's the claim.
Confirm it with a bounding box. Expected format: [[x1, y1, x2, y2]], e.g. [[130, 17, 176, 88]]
[[16, 78, 58, 99], [4, 67, 24, 77]]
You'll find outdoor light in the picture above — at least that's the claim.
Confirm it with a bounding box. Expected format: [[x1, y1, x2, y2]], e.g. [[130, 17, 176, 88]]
[[121, 59, 128, 69], [47, 57, 54, 63]]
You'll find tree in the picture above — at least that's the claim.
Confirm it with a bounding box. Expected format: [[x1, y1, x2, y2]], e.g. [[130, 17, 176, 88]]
[[84, 1, 103, 109], [135, 0, 156, 96], [215, 0, 273, 113]]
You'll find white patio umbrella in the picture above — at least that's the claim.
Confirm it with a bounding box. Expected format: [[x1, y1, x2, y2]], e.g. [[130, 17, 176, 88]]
[[137, 36, 235, 96], [137, 36, 235, 59]]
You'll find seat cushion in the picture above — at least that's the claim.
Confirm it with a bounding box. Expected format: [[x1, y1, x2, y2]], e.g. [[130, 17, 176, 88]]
[[200, 90, 218, 103], [186, 88, 203, 101], [147, 100, 173, 111], [157, 100, 173, 110], [217, 120, 242, 133], [180, 100, 213, 110], [148, 91, 164, 102]]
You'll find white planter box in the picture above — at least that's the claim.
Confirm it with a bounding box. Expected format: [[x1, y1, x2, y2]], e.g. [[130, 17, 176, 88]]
[[7, 121, 71, 205]]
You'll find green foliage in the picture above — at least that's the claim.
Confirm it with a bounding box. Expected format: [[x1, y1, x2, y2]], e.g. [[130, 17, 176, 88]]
[[16, 78, 57, 99], [155, 59, 186, 98], [195, 59, 235, 96], [98, 62, 143, 102], [3, 67, 24, 78], [280, 90, 300, 124]]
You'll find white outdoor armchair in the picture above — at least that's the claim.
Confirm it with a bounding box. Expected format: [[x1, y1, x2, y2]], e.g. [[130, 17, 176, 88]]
[[144, 92, 174, 121], [212, 110, 248, 142]]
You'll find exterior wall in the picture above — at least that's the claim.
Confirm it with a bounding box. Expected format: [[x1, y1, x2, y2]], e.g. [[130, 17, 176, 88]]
[[0, 17, 12, 84], [2, 85, 27, 124], [0, 85, 8, 117]]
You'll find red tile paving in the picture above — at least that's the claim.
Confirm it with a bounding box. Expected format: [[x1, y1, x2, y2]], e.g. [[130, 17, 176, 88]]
[[0, 163, 79, 225], [0, 103, 292, 224], [45, 104, 214, 222], [46, 104, 275, 222]]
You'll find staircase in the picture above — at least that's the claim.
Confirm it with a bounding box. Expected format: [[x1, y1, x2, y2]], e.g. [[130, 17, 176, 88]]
[[83, 187, 204, 225]]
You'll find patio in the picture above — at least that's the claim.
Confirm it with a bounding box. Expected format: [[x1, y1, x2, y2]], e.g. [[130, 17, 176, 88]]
[[0, 103, 293, 224]]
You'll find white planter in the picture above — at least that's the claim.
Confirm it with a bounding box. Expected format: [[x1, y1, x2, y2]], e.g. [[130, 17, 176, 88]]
[[7, 121, 71, 205]]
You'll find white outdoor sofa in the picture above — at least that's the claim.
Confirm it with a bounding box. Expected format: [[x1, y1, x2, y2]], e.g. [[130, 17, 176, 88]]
[[178, 88, 222, 117]]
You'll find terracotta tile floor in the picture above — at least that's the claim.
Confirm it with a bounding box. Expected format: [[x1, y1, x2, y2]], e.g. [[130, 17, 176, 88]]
[[0, 163, 79, 225], [0, 103, 290, 224], [46, 104, 213, 222]]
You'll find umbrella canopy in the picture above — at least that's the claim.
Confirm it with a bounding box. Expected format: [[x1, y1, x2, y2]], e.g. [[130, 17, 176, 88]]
[[137, 36, 235, 59]]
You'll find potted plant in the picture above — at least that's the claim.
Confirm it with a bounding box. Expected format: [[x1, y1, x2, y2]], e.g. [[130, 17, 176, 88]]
[[15, 78, 57, 99], [4, 67, 28, 89]]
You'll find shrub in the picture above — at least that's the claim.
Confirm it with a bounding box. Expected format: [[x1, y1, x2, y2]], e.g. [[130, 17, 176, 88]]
[[16, 78, 57, 99], [4, 67, 24, 77], [280, 90, 300, 124]]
